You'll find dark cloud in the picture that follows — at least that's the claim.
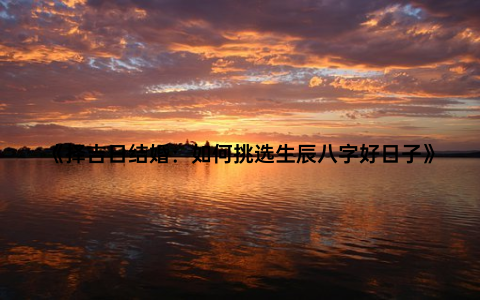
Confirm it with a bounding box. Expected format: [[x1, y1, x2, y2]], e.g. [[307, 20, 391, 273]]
[[407, 0, 480, 30]]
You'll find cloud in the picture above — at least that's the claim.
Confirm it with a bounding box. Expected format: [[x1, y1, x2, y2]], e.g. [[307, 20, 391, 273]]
[[309, 76, 324, 87], [0, 0, 479, 150]]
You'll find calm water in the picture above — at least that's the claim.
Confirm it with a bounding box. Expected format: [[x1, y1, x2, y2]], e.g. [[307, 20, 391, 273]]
[[0, 158, 479, 299]]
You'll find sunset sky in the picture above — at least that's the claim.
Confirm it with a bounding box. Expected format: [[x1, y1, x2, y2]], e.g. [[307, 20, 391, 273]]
[[0, 0, 479, 150]]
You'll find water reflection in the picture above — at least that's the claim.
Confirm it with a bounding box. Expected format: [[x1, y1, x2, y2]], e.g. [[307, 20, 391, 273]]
[[0, 158, 479, 298]]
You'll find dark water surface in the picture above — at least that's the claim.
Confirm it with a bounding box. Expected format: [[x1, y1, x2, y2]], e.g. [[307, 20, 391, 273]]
[[0, 158, 479, 298]]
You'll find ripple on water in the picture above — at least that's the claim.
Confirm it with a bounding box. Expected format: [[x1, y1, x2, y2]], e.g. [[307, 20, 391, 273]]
[[0, 158, 479, 298]]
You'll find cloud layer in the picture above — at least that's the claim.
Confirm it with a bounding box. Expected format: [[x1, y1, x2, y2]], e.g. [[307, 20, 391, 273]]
[[0, 0, 479, 150]]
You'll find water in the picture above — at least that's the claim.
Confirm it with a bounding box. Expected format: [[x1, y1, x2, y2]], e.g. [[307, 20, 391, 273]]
[[0, 158, 479, 298]]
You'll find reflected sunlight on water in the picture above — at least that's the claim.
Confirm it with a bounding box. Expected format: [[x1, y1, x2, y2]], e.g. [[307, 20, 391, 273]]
[[0, 158, 479, 298]]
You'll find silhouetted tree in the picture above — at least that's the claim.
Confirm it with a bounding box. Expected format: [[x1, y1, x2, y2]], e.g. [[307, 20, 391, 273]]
[[3, 147, 17, 157], [18, 146, 31, 152]]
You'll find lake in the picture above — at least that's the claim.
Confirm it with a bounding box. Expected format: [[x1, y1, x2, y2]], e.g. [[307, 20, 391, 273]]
[[0, 158, 479, 298]]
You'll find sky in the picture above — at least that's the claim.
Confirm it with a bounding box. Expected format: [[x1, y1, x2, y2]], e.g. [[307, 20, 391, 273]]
[[0, 0, 479, 150]]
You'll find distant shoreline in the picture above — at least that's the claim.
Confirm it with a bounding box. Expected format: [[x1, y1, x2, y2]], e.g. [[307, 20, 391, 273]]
[[1, 152, 479, 159]]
